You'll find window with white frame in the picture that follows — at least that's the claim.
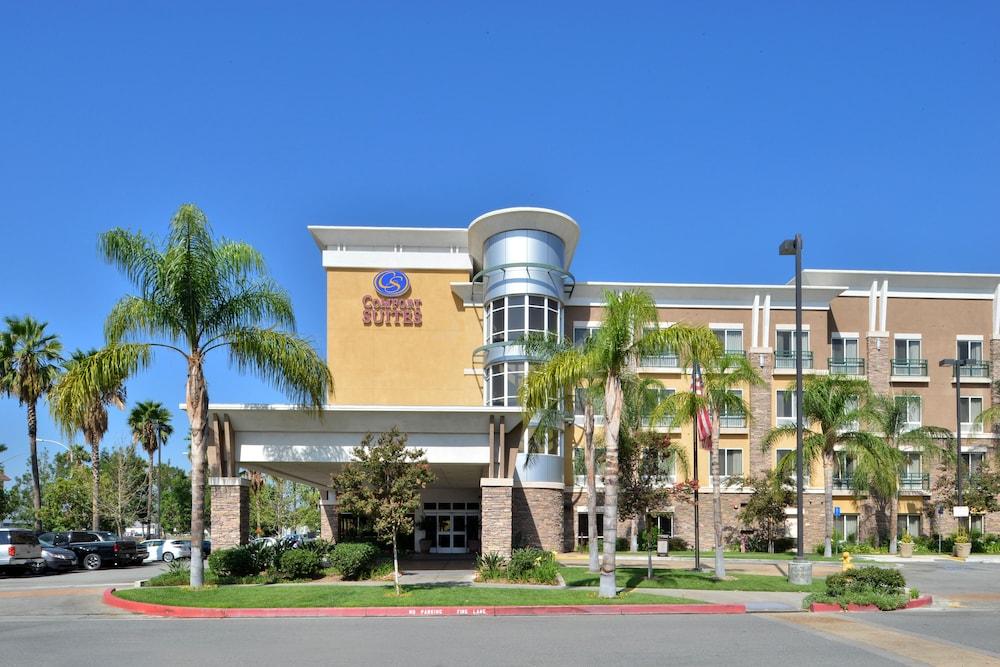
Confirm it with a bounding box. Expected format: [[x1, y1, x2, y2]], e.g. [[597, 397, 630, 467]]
[[901, 452, 924, 490], [654, 514, 673, 537], [776, 448, 810, 484], [894, 337, 922, 361], [527, 427, 561, 456], [960, 396, 983, 433], [576, 510, 604, 546], [897, 514, 921, 538], [831, 336, 859, 361], [719, 389, 745, 428], [713, 327, 744, 354], [957, 339, 983, 362], [776, 328, 809, 353], [720, 449, 743, 478], [834, 452, 856, 489], [969, 514, 985, 534], [485, 361, 527, 407], [896, 395, 922, 431], [486, 295, 560, 344], [963, 452, 985, 480], [573, 325, 599, 346], [655, 450, 677, 483], [834, 514, 859, 542], [642, 387, 675, 427], [776, 390, 797, 425]]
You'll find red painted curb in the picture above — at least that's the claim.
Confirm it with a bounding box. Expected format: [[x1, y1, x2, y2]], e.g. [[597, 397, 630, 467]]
[[846, 603, 880, 612], [808, 595, 934, 613], [104, 588, 746, 619], [808, 602, 843, 613], [905, 595, 933, 609]]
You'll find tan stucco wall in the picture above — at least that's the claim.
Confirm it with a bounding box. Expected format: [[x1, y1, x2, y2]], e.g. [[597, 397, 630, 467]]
[[326, 268, 484, 406]]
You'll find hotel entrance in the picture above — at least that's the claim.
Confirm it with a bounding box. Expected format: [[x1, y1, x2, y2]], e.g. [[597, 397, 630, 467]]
[[423, 501, 481, 554]]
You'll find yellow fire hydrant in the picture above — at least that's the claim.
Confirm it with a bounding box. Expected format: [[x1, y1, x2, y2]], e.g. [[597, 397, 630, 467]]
[[841, 551, 853, 571]]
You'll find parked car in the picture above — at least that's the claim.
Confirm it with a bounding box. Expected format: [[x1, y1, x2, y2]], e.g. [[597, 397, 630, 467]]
[[176, 539, 211, 558], [33, 537, 78, 573], [141, 539, 191, 563], [94, 531, 145, 565], [0, 528, 44, 574], [37, 531, 138, 570]]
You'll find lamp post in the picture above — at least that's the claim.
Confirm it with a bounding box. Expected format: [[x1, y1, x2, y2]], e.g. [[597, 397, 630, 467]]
[[939, 358, 969, 530], [779, 234, 812, 585], [37, 438, 73, 464]]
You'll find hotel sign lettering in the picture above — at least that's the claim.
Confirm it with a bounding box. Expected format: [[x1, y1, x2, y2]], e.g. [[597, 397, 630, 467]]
[[363, 270, 422, 326]]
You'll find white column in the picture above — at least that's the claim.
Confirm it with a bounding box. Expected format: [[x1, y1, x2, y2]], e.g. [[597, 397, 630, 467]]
[[762, 294, 772, 348], [879, 280, 889, 333], [751, 294, 761, 349], [868, 281, 878, 333]]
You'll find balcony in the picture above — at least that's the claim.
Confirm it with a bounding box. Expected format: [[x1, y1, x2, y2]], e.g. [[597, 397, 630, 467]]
[[719, 414, 746, 429], [640, 353, 680, 369], [891, 358, 928, 377], [829, 357, 865, 376], [775, 350, 813, 369], [958, 361, 992, 379], [900, 472, 930, 492], [723, 348, 746, 358], [833, 475, 854, 491]]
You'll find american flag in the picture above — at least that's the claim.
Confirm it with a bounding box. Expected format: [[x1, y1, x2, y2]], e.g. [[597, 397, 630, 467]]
[[692, 362, 713, 448]]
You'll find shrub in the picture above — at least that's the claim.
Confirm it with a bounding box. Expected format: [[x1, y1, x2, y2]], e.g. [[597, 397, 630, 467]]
[[208, 546, 257, 578], [825, 566, 905, 597], [507, 547, 558, 585], [615, 537, 629, 551], [279, 549, 324, 579], [330, 542, 378, 580], [668, 537, 688, 552], [300, 539, 336, 560], [900, 532, 913, 544], [804, 590, 908, 611], [477, 552, 507, 581]]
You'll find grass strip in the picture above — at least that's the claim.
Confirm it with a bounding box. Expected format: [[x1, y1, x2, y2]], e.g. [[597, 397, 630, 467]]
[[116, 584, 701, 609], [559, 566, 823, 592]]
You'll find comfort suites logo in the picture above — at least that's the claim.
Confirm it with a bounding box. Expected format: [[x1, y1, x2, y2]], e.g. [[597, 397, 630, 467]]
[[362, 270, 422, 326]]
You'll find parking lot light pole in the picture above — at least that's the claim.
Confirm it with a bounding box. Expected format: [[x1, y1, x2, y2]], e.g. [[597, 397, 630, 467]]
[[939, 357, 968, 530], [780, 234, 812, 585]]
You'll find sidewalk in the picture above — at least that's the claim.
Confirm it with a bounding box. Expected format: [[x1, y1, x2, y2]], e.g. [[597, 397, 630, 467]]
[[557, 553, 841, 577]]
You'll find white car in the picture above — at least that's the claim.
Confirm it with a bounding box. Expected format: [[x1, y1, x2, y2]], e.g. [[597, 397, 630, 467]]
[[140, 539, 192, 563]]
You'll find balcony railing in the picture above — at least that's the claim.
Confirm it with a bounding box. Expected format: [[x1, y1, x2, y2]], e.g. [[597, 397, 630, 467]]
[[719, 414, 746, 429], [833, 475, 854, 490], [775, 350, 813, 369], [900, 472, 930, 491], [829, 357, 865, 375], [640, 354, 680, 368], [891, 358, 928, 377], [723, 348, 746, 358], [958, 361, 992, 378]]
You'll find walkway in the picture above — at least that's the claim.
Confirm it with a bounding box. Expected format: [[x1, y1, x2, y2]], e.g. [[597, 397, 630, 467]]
[[397, 555, 477, 585]]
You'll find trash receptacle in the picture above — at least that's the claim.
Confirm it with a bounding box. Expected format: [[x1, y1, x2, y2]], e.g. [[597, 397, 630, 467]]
[[656, 536, 670, 556]]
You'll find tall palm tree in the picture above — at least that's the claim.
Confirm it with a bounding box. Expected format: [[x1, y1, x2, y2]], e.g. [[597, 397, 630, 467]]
[[0, 316, 63, 531], [53, 204, 331, 587], [653, 347, 764, 579], [51, 349, 127, 530], [128, 401, 173, 538], [763, 375, 894, 557]]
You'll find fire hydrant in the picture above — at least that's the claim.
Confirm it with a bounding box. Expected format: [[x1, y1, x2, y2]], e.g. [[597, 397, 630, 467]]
[[841, 551, 853, 571]]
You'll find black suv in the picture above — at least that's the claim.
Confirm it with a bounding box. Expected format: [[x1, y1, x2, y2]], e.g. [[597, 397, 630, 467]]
[[37, 531, 138, 570]]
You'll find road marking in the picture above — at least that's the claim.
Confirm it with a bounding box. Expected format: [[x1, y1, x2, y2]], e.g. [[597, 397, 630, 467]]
[[767, 612, 1000, 666]]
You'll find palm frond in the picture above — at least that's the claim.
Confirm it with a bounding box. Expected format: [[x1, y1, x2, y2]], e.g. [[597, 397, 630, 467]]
[[226, 328, 331, 408]]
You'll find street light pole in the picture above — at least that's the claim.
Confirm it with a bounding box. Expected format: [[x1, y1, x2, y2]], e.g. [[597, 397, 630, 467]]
[[37, 438, 73, 464], [780, 234, 812, 585]]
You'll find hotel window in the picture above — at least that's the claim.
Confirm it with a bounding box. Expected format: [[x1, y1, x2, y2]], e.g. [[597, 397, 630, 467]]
[[834, 453, 856, 490], [776, 390, 797, 425], [572, 445, 606, 478], [901, 453, 925, 490], [895, 338, 921, 361], [485, 361, 527, 407], [527, 427, 561, 456], [719, 389, 745, 428], [892, 337, 925, 376], [573, 325, 599, 346], [830, 336, 863, 375], [776, 328, 810, 368], [960, 396, 983, 433], [713, 328, 744, 354], [642, 387, 674, 427], [831, 336, 859, 361], [834, 513, 859, 542], [776, 448, 809, 484], [654, 514, 673, 537], [576, 510, 604, 546], [963, 452, 985, 480], [720, 449, 743, 478], [486, 295, 560, 343], [957, 339, 983, 362], [968, 514, 985, 534], [896, 395, 921, 431], [897, 514, 921, 538], [654, 451, 677, 483]]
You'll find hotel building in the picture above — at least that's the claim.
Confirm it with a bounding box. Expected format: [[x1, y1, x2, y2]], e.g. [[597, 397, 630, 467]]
[[206, 207, 1000, 553]]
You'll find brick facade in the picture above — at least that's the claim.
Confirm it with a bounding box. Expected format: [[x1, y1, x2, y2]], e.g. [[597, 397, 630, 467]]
[[748, 349, 774, 476], [481, 484, 513, 556], [209, 477, 249, 550], [512, 486, 565, 552], [319, 498, 338, 542]]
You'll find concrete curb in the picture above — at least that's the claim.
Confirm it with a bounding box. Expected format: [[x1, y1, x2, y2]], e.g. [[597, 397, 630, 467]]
[[808, 595, 933, 613], [103, 588, 746, 618]]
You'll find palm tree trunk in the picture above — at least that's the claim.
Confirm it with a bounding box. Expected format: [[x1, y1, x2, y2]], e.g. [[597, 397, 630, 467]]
[[27, 400, 42, 532], [584, 401, 599, 573], [89, 434, 100, 530], [147, 449, 155, 538], [823, 452, 834, 558], [187, 353, 209, 588], [599, 375, 623, 598], [711, 415, 725, 579]]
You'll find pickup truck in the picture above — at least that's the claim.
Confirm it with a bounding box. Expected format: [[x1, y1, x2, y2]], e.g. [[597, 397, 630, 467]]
[[37, 531, 138, 570]]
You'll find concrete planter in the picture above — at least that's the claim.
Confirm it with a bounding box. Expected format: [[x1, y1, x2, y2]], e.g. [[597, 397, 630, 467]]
[[899, 542, 913, 558], [954, 542, 972, 559]]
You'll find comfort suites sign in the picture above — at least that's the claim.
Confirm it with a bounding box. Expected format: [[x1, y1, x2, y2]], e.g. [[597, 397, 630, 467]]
[[362, 270, 423, 326]]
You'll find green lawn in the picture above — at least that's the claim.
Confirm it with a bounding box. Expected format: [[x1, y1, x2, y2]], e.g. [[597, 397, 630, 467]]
[[115, 585, 700, 609], [559, 566, 824, 592]]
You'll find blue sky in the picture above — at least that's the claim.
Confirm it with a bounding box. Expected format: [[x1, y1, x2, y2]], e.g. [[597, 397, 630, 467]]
[[1, 2, 998, 473]]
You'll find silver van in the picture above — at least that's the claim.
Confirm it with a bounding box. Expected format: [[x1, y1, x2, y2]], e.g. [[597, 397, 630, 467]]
[[0, 529, 44, 572]]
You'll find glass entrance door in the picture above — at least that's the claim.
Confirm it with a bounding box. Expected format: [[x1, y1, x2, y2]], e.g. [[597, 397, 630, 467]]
[[424, 502, 480, 554], [436, 513, 467, 554]]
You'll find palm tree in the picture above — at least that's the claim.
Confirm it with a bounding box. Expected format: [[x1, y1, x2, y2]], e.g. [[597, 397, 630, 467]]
[[51, 349, 127, 530], [763, 375, 894, 557], [53, 204, 331, 587], [653, 347, 764, 579], [0, 316, 63, 531], [864, 393, 948, 554], [128, 401, 173, 538]]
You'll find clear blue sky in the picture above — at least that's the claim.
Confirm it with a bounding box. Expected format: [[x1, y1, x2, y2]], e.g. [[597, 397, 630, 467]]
[[1, 2, 998, 473]]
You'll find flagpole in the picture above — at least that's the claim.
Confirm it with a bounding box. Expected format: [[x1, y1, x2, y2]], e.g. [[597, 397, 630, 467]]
[[692, 361, 701, 572]]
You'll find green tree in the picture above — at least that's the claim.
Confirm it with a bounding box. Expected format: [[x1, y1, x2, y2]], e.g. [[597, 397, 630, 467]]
[[157, 463, 192, 535], [99, 443, 148, 536], [864, 393, 948, 553], [127, 401, 173, 536], [333, 428, 435, 595], [51, 349, 127, 530], [728, 468, 795, 553], [764, 376, 895, 557], [0, 316, 64, 531], [652, 346, 764, 578], [0, 443, 10, 521], [53, 204, 331, 587]]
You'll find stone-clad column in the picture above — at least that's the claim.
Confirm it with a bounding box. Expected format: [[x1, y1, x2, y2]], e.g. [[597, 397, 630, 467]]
[[512, 484, 565, 552], [209, 477, 249, 550], [319, 492, 338, 543], [481, 480, 513, 556], [748, 348, 774, 475], [866, 334, 891, 394]]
